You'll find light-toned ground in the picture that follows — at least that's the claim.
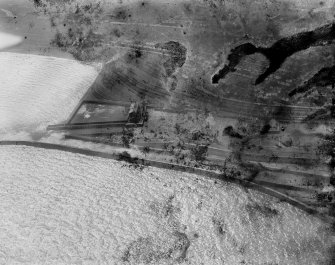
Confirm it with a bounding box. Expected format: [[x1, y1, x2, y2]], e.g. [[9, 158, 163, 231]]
[[0, 145, 334, 265], [0, 52, 98, 139]]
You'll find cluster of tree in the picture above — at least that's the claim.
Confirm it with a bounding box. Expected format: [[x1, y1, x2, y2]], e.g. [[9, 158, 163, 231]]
[[122, 128, 134, 148], [318, 129, 335, 186]]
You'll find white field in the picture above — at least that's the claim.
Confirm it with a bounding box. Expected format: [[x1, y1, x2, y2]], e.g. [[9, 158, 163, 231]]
[[0, 52, 98, 139], [0, 145, 334, 265], [0, 32, 22, 50]]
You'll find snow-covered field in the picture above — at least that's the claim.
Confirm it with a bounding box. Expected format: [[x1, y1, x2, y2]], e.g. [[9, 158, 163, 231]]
[[0, 145, 334, 265], [0, 32, 22, 50], [0, 52, 98, 139]]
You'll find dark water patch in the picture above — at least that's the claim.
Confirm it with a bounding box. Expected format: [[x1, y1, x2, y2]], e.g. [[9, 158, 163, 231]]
[[289, 65, 335, 97], [212, 23, 335, 85], [212, 43, 258, 84]]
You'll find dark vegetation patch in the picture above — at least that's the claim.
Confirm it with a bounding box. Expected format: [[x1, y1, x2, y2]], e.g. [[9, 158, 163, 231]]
[[212, 217, 228, 236], [112, 27, 122, 38], [118, 151, 146, 170], [224, 126, 243, 139], [326, 244, 335, 265], [236, 117, 264, 137], [260, 124, 271, 135], [142, 146, 151, 156], [239, 162, 262, 182], [37, 1, 150, 62], [121, 128, 134, 148], [212, 216, 240, 249], [31, 0, 74, 8], [111, 7, 131, 21], [51, 29, 104, 61], [33, 0, 43, 7], [331, 97, 335, 118], [125, 48, 143, 64], [123, 195, 189, 264], [191, 130, 207, 141], [190, 144, 208, 163], [222, 118, 273, 182], [205, 0, 284, 42], [157, 119, 215, 166], [329, 203, 335, 217], [149, 195, 177, 219], [118, 151, 132, 162], [302, 108, 329, 123], [182, 3, 193, 15], [48, 2, 105, 61], [289, 65, 335, 121], [170, 75, 178, 91], [219, 158, 241, 180], [285, 237, 326, 263], [318, 129, 335, 187], [155, 41, 187, 77], [121, 232, 190, 264], [316, 191, 335, 203], [245, 202, 279, 219], [212, 23, 335, 85], [224, 117, 270, 145], [272, 105, 291, 121]]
